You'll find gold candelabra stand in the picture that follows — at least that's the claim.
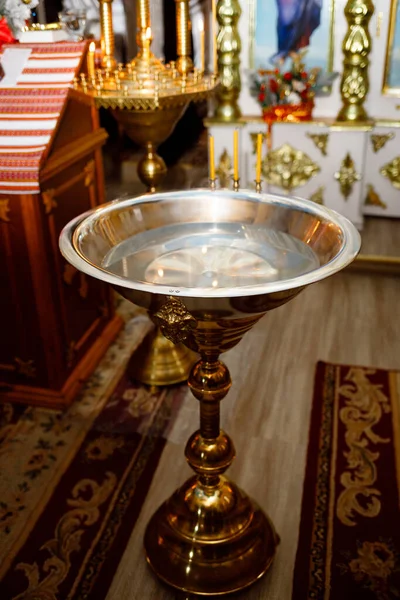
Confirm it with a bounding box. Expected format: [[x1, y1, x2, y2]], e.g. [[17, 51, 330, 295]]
[[75, 0, 217, 193]]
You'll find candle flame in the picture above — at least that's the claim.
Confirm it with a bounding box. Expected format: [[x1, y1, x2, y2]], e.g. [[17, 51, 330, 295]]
[[89, 41, 96, 52]]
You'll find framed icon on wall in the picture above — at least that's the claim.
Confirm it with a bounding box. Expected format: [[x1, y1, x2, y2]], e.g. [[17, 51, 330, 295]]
[[249, 0, 335, 76]]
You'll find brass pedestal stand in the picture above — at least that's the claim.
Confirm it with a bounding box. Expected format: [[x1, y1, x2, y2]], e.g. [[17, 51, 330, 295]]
[[60, 188, 361, 596], [144, 316, 280, 594]]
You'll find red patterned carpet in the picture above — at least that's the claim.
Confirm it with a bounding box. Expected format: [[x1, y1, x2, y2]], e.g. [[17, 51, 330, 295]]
[[293, 362, 400, 600], [0, 313, 186, 600]]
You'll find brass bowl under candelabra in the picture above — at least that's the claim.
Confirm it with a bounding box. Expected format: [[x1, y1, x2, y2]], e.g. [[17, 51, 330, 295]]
[[75, 64, 216, 192]]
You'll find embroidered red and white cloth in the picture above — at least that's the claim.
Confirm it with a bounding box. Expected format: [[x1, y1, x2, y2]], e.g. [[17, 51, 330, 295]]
[[0, 42, 86, 194]]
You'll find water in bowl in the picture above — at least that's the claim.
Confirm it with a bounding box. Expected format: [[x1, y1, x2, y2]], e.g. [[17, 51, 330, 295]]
[[103, 222, 319, 289]]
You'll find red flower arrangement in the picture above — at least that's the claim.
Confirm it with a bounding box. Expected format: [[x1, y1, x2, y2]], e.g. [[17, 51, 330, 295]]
[[250, 51, 338, 123]]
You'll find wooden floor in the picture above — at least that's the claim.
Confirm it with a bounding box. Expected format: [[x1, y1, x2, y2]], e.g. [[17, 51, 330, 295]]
[[105, 269, 400, 600], [360, 216, 400, 257]]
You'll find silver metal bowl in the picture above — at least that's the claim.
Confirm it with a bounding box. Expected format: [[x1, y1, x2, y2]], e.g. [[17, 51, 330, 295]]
[[59, 188, 360, 317]]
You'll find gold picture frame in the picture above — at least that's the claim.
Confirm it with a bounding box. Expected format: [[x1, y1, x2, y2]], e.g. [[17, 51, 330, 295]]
[[382, 0, 400, 96], [249, 0, 336, 75]]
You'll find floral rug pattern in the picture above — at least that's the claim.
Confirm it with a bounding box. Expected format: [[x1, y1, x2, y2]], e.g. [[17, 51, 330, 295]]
[[293, 362, 400, 600], [0, 301, 187, 599]]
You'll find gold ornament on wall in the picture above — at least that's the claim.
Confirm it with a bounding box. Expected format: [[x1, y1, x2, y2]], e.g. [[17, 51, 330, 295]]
[[306, 133, 329, 156], [370, 133, 394, 153], [380, 156, 400, 189], [334, 153, 360, 199], [337, 0, 374, 122], [262, 144, 320, 191], [364, 184, 386, 208], [214, 0, 242, 121], [216, 149, 233, 187], [309, 186, 325, 205]]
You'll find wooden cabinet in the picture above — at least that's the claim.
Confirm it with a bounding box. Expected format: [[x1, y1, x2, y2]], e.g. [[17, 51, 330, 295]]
[[0, 90, 122, 408]]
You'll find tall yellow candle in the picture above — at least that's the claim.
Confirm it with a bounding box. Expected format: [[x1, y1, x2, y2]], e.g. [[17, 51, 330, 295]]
[[212, 0, 217, 73], [256, 133, 262, 182], [87, 41, 96, 80], [233, 129, 239, 180], [199, 20, 205, 73], [209, 135, 215, 180]]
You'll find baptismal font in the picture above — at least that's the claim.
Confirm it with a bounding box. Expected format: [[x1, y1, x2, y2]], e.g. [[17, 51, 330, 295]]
[[60, 126, 361, 593]]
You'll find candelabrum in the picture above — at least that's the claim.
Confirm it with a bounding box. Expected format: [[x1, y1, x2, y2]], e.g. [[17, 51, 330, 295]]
[[74, 0, 217, 193], [60, 185, 361, 596]]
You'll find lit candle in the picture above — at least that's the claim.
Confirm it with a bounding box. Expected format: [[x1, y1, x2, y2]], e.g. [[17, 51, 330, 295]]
[[256, 133, 262, 183], [199, 19, 205, 73], [212, 0, 217, 73], [87, 41, 96, 80], [209, 135, 215, 180], [233, 129, 239, 180], [145, 26, 151, 54]]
